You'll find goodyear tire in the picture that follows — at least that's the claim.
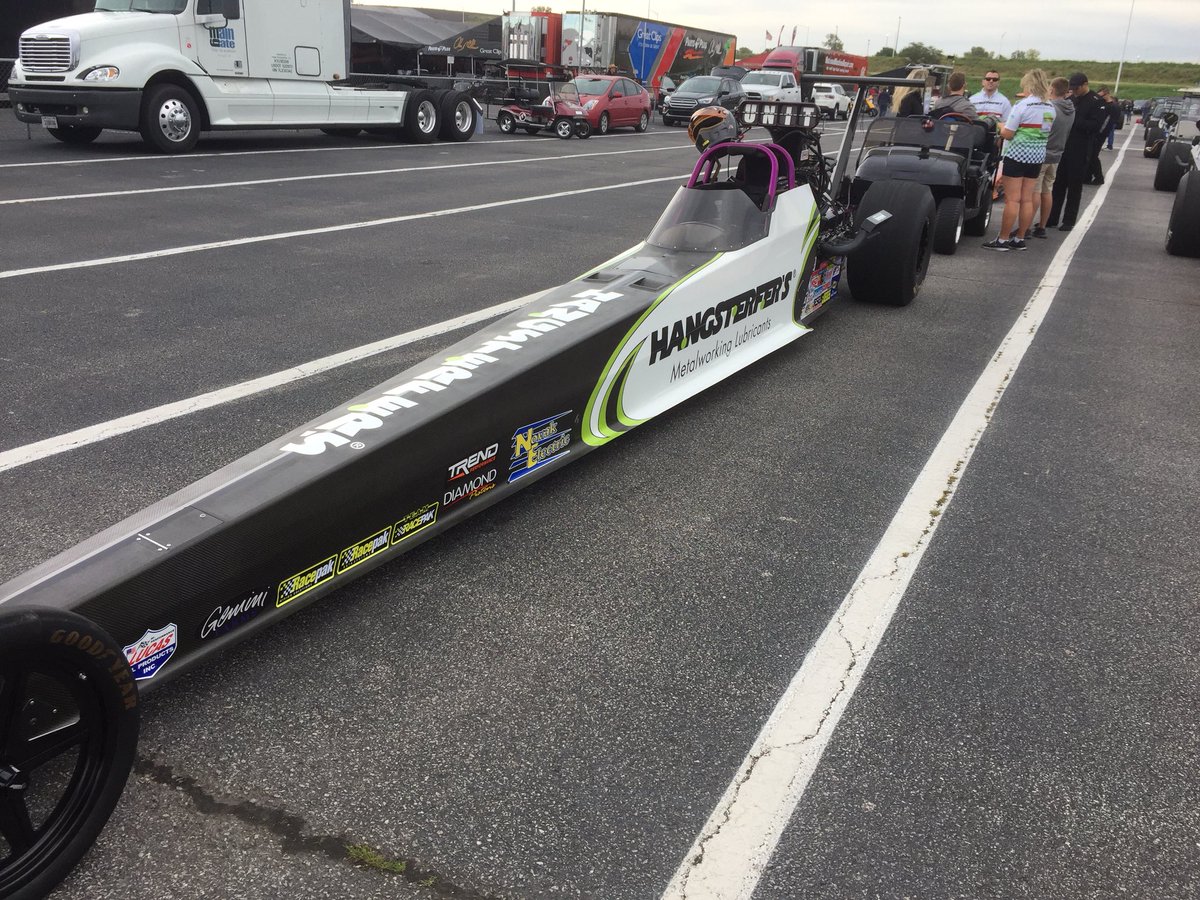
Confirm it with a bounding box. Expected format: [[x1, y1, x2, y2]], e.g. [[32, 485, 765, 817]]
[[497, 111, 517, 134], [963, 184, 993, 236], [140, 83, 201, 154], [0, 608, 139, 900], [848, 179, 936, 307], [933, 196, 965, 254], [1166, 170, 1200, 257], [46, 126, 102, 145], [1154, 142, 1192, 192], [438, 91, 476, 142], [402, 89, 440, 143]]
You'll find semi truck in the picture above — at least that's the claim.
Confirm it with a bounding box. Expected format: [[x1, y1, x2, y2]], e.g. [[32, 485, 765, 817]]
[[7, 0, 481, 153]]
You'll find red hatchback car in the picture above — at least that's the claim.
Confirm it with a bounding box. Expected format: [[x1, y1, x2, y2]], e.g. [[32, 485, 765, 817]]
[[574, 75, 653, 134]]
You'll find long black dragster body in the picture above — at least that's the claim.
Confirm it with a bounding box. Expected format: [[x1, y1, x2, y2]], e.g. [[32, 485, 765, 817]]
[[2, 81, 938, 900]]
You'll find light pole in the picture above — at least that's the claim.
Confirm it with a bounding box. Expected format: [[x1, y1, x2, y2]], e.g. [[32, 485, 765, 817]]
[[1114, 0, 1136, 95], [894, 17, 900, 55]]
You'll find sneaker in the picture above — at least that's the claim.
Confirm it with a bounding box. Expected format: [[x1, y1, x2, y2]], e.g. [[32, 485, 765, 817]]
[[1023, 229, 1033, 240], [1008, 239, 1028, 251], [1059, 223, 1073, 232], [982, 238, 1011, 251], [1032, 226, 1048, 239]]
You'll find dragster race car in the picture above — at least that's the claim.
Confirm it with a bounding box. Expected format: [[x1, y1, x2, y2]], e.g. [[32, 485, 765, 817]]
[[0, 74, 932, 899]]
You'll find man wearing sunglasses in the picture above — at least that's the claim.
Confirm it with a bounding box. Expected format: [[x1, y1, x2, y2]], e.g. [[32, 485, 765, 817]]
[[971, 70, 1012, 121]]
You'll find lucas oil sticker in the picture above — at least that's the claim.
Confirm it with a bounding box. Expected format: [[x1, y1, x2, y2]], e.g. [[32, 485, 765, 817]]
[[123, 623, 178, 681]]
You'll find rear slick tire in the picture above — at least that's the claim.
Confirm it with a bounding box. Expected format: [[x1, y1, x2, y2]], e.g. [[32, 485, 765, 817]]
[[1154, 142, 1192, 192], [847, 179, 936, 307], [1166, 170, 1200, 257], [0, 607, 139, 900]]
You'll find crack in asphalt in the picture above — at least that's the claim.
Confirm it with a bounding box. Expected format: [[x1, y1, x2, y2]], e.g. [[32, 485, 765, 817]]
[[135, 756, 500, 899]]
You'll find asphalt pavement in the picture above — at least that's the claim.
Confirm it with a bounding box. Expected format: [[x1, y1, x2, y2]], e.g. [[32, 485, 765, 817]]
[[0, 114, 1196, 900]]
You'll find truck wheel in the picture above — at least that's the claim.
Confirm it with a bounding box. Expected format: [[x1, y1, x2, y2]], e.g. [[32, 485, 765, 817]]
[[1154, 142, 1192, 192], [847, 179, 936, 307], [933, 197, 965, 254], [554, 118, 574, 139], [402, 90, 439, 143], [140, 84, 200, 154], [438, 91, 476, 142], [963, 185, 993, 236], [497, 111, 517, 134], [320, 127, 362, 138], [46, 126, 102, 145], [1166, 170, 1200, 257], [0, 608, 139, 900]]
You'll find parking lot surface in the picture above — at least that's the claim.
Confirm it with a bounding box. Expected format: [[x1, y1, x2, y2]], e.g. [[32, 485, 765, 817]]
[[1, 115, 1197, 899]]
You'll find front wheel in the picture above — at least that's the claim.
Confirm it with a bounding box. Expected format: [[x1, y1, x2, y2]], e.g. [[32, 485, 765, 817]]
[[554, 117, 574, 139], [1166, 170, 1200, 257], [0, 608, 140, 900], [497, 111, 517, 134], [597, 112, 610, 135], [847, 180, 936, 306], [46, 126, 102, 145], [636, 110, 649, 132], [963, 185, 994, 236], [574, 120, 592, 139], [933, 197, 965, 254], [140, 84, 200, 153]]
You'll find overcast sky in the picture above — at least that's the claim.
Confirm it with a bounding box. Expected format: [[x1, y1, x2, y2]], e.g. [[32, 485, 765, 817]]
[[363, 0, 1200, 63]]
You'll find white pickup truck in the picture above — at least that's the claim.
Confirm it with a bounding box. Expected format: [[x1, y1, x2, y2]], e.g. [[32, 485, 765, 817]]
[[8, 0, 480, 153], [739, 70, 804, 103]]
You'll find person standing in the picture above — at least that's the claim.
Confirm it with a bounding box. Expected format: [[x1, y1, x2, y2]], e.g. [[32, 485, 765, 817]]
[[1030, 76, 1075, 238], [893, 68, 929, 117], [1046, 73, 1110, 231], [877, 86, 892, 117], [970, 69, 1012, 121], [983, 69, 1056, 251]]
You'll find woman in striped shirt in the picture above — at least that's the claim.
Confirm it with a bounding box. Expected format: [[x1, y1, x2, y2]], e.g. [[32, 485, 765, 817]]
[[983, 69, 1057, 251]]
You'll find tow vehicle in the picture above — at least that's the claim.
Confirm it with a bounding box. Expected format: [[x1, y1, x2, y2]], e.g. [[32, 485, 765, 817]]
[[0, 73, 929, 900], [6, 0, 480, 153]]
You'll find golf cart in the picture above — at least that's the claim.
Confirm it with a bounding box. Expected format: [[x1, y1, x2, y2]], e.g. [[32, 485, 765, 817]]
[[495, 78, 591, 139]]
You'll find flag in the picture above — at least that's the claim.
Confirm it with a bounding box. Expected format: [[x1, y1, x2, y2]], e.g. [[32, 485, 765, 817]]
[[765, 29, 773, 42], [791, 25, 797, 45], [777, 25, 784, 47]]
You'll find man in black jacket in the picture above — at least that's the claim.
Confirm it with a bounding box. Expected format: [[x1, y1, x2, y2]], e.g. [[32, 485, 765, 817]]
[[1047, 73, 1111, 231]]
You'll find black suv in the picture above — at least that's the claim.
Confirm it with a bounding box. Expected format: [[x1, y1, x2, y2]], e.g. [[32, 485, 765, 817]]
[[662, 75, 746, 126]]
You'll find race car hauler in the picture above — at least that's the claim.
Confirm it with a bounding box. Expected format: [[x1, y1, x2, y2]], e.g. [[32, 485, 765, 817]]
[[762, 46, 870, 81], [8, 0, 480, 152]]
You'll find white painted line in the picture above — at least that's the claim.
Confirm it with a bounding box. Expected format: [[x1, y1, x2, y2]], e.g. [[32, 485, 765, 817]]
[[0, 174, 682, 280], [0, 144, 691, 205], [662, 129, 1136, 900], [0, 128, 673, 170], [0, 291, 547, 474]]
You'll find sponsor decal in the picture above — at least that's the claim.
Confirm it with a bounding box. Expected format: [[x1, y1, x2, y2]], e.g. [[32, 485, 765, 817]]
[[802, 259, 842, 319], [444, 468, 497, 507], [649, 272, 794, 365], [200, 588, 269, 640], [277, 556, 337, 607], [510, 411, 573, 482], [338, 527, 393, 575], [394, 501, 439, 543], [209, 27, 236, 49], [123, 624, 178, 681], [280, 289, 624, 456], [449, 443, 499, 481]]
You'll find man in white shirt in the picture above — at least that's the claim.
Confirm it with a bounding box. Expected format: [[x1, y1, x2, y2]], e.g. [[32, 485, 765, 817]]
[[970, 69, 1012, 121]]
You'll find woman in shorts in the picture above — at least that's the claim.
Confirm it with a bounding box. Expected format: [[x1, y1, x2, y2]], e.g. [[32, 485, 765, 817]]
[[983, 69, 1056, 251]]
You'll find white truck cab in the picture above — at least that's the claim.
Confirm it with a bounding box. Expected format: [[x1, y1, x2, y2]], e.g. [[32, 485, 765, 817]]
[[8, 0, 479, 152], [739, 70, 803, 103]]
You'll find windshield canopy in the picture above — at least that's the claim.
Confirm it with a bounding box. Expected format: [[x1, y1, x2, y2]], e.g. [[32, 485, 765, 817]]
[[647, 186, 770, 253], [95, 0, 188, 11], [552, 82, 581, 103]]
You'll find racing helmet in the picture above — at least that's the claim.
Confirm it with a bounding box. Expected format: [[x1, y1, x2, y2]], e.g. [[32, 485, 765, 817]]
[[688, 106, 737, 152]]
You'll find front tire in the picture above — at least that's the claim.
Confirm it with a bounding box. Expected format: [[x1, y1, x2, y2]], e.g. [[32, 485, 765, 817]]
[[598, 112, 611, 135], [554, 117, 574, 139], [933, 197, 965, 254], [0, 608, 139, 900], [1166, 170, 1200, 257], [140, 84, 200, 154], [574, 120, 592, 139], [848, 180, 936, 306], [1154, 142, 1192, 192], [46, 126, 102, 145], [497, 111, 517, 134], [402, 89, 439, 143]]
